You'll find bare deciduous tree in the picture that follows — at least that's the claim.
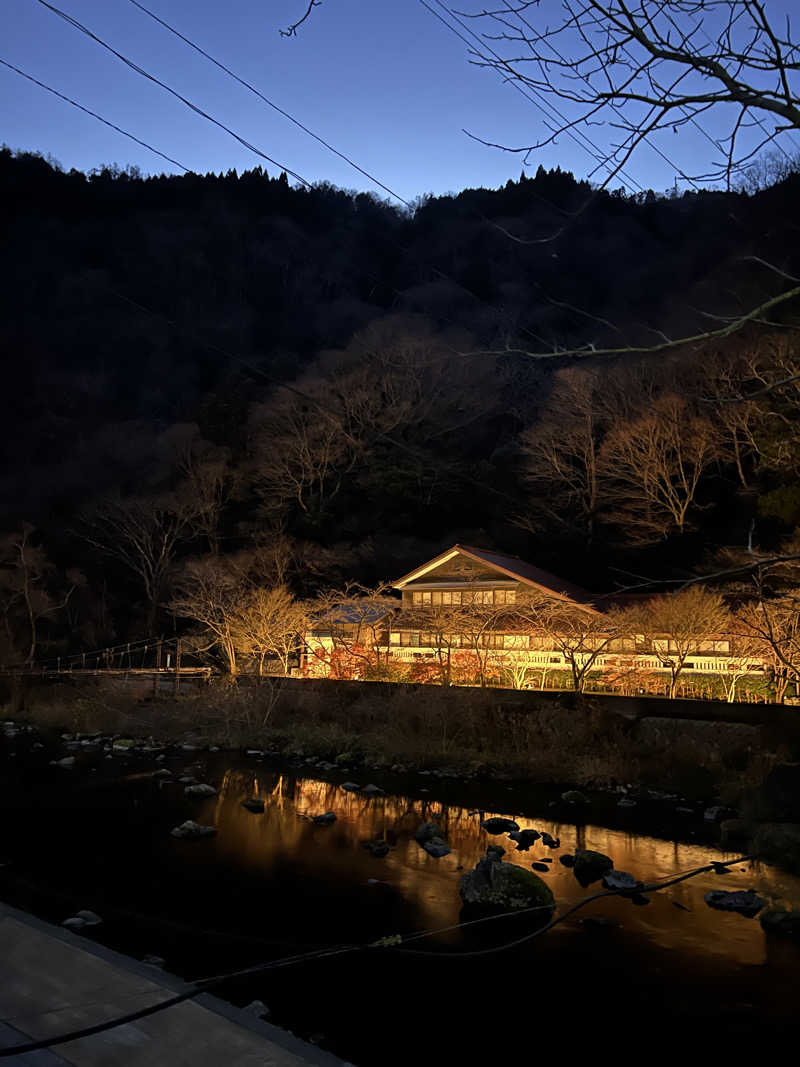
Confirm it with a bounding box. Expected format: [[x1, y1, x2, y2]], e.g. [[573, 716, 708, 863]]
[[231, 585, 308, 676], [512, 593, 617, 692], [450, 1, 800, 189], [83, 496, 200, 628], [600, 393, 722, 540], [623, 585, 729, 697], [734, 592, 800, 701], [0, 524, 74, 665], [171, 556, 247, 675], [518, 367, 608, 541]]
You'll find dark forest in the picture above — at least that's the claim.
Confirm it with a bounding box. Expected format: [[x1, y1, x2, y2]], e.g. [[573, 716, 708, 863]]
[[2, 146, 800, 665]]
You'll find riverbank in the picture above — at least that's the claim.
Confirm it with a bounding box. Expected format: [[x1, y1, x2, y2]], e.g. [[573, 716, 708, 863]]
[[7, 675, 799, 805]]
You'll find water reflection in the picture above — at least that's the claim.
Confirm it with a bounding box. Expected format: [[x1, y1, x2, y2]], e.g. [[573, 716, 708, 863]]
[[174, 767, 800, 967]]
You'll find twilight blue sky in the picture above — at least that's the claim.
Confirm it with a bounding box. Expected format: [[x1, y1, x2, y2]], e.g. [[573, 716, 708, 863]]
[[2, 0, 798, 203]]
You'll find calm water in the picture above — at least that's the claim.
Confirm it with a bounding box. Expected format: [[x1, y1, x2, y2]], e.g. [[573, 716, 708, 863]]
[[2, 744, 800, 1061]]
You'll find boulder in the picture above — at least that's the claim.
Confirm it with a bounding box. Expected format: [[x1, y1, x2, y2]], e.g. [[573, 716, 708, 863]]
[[540, 832, 560, 849], [243, 1000, 271, 1020], [241, 798, 265, 813], [508, 828, 540, 851], [75, 910, 103, 926], [704, 805, 735, 823], [531, 862, 549, 873], [184, 783, 217, 797], [54, 757, 75, 769], [561, 790, 589, 806], [704, 889, 765, 917], [573, 849, 614, 886], [361, 784, 385, 797], [759, 907, 800, 938], [486, 844, 506, 861], [602, 870, 642, 892], [62, 910, 102, 930], [341, 782, 361, 792], [423, 841, 451, 858], [415, 821, 445, 844], [480, 817, 520, 834], [368, 841, 389, 858], [460, 853, 555, 915], [752, 822, 800, 873], [170, 820, 217, 840], [758, 764, 800, 821], [312, 811, 337, 825], [559, 854, 575, 868]]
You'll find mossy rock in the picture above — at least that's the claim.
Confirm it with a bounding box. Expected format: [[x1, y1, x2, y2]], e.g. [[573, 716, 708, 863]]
[[573, 849, 614, 886], [460, 855, 555, 916], [752, 823, 800, 873], [760, 907, 800, 938]]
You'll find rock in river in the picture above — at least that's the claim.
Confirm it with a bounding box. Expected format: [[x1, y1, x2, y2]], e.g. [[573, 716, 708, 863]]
[[480, 817, 520, 835], [602, 870, 642, 892], [508, 828, 540, 851], [423, 841, 451, 858], [184, 783, 217, 797], [573, 849, 614, 886], [760, 908, 800, 938], [361, 784, 385, 797], [312, 811, 337, 825], [341, 782, 361, 792], [171, 820, 217, 840], [460, 850, 555, 916], [704, 889, 765, 917], [561, 790, 589, 806], [415, 821, 445, 844], [241, 798, 265, 813]]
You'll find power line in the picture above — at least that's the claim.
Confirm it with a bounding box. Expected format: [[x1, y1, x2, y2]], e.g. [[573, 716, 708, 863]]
[[33, 0, 312, 188], [419, 0, 645, 194], [491, 0, 705, 192], [0, 57, 189, 172], [125, 0, 412, 208], [0, 853, 753, 1057]]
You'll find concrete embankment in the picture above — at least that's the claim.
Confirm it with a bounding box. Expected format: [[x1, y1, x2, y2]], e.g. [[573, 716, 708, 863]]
[[0, 901, 347, 1066]]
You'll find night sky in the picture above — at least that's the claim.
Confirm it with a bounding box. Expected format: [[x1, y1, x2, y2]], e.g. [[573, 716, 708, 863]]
[[2, 0, 799, 201]]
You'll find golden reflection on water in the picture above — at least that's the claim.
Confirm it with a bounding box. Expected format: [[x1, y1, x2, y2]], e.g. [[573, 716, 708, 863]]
[[192, 768, 800, 967]]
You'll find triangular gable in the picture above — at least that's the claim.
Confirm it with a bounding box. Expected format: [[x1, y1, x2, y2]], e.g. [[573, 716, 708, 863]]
[[393, 544, 595, 608]]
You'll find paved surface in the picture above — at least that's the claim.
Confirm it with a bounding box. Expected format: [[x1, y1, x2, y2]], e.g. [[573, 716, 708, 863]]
[[0, 903, 347, 1066]]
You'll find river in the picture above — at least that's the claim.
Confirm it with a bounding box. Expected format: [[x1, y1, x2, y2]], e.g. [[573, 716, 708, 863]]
[[1, 738, 799, 1061]]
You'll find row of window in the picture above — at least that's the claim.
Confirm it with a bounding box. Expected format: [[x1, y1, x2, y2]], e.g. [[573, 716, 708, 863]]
[[396, 632, 525, 649], [410, 589, 517, 606], [391, 633, 734, 653]]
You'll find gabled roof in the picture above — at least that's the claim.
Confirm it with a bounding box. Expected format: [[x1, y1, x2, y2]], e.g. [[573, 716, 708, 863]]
[[392, 544, 594, 606]]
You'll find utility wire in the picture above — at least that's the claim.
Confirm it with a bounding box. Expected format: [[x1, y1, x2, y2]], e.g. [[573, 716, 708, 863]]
[[33, 0, 312, 188], [491, 0, 705, 192], [125, 0, 411, 208], [0, 58, 189, 172], [420, 0, 645, 193], [0, 853, 753, 1057]]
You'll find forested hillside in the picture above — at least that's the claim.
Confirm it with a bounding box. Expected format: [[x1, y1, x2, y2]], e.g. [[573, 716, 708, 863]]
[[2, 146, 800, 664]]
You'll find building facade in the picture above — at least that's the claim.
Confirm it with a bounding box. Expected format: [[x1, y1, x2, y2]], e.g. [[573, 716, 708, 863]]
[[303, 544, 766, 692]]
